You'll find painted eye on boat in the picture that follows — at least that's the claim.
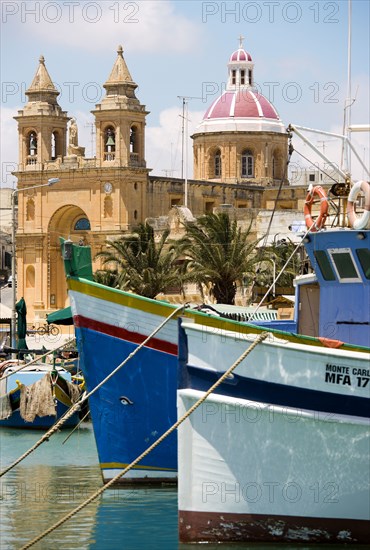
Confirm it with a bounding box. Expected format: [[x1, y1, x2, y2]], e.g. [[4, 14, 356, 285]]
[[119, 396, 133, 405]]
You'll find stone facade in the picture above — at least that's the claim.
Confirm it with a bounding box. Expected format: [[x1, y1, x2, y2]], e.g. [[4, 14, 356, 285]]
[[193, 131, 288, 184]]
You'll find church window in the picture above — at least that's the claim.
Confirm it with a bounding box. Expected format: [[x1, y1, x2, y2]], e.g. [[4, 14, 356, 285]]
[[26, 199, 35, 221], [241, 150, 254, 178], [74, 218, 91, 231], [205, 201, 214, 213], [51, 133, 56, 159], [214, 150, 222, 177], [27, 132, 37, 161], [272, 153, 282, 181], [232, 70, 236, 85], [134, 210, 138, 220], [104, 196, 113, 218], [51, 131, 60, 160], [130, 126, 138, 153], [26, 266, 35, 288], [248, 69, 252, 85], [171, 198, 181, 207], [240, 70, 245, 85], [104, 127, 116, 161]]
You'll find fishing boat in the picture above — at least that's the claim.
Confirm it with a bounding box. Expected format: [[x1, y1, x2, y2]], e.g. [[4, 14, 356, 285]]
[[177, 201, 370, 543], [61, 182, 369, 488], [61, 238, 308, 484], [0, 360, 82, 429]]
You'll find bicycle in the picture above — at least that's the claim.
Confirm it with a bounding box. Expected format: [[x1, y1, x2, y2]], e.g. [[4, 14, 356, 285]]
[[35, 324, 60, 336]]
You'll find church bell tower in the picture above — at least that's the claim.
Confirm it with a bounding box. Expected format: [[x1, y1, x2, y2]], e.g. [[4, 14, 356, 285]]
[[14, 55, 69, 169]]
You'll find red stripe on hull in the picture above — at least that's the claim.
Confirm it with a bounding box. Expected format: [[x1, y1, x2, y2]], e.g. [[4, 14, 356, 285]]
[[74, 315, 178, 356], [179, 511, 369, 544]]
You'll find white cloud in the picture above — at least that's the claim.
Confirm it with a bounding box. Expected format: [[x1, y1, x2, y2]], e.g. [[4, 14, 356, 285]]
[[9, 1, 202, 53], [145, 106, 205, 179], [1, 107, 19, 188]]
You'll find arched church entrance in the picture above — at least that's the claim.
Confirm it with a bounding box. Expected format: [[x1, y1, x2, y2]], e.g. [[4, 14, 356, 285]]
[[48, 205, 91, 310]]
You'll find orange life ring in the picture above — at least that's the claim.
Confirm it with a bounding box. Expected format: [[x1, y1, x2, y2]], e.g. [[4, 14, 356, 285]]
[[304, 185, 328, 232], [347, 180, 370, 230]]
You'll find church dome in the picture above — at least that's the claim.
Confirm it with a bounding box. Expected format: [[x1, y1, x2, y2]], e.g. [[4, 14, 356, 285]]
[[199, 89, 285, 133], [229, 48, 252, 62], [194, 40, 285, 135], [204, 90, 279, 120]]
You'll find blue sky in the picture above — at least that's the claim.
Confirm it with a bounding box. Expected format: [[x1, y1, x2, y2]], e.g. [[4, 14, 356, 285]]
[[1, 0, 369, 187]]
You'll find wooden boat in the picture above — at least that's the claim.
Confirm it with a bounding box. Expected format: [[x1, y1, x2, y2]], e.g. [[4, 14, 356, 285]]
[[0, 360, 82, 429]]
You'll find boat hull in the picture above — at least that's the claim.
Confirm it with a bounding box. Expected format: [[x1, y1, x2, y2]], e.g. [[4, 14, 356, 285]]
[[178, 390, 370, 544], [0, 401, 79, 429], [74, 322, 178, 484], [0, 367, 81, 429], [177, 321, 370, 544]]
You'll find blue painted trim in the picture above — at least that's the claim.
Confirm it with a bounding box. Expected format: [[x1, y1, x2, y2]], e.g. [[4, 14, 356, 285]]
[[178, 321, 369, 419]]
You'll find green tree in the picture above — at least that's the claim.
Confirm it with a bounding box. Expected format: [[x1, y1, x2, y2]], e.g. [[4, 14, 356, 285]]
[[95, 223, 182, 299], [256, 238, 303, 291], [177, 211, 260, 305]]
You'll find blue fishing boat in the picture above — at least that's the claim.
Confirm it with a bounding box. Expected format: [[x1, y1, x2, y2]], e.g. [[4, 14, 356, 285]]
[[0, 361, 82, 429]]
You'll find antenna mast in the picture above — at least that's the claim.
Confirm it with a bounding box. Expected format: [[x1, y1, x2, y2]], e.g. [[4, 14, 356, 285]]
[[177, 96, 201, 208], [341, 0, 352, 175], [85, 122, 96, 158]]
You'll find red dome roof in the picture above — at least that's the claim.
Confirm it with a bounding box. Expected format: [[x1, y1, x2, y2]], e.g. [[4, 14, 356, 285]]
[[229, 48, 252, 62], [204, 90, 280, 120]]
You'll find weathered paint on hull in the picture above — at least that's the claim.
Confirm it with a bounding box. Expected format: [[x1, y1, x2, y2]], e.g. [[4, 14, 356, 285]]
[[179, 511, 370, 544]]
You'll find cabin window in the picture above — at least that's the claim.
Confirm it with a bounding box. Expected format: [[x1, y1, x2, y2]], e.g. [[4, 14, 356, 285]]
[[356, 248, 370, 279], [314, 251, 336, 281], [328, 248, 362, 283]]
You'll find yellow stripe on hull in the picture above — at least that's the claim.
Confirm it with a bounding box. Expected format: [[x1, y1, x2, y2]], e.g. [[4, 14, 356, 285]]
[[68, 277, 368, 353], [100, 462, 176, 472]]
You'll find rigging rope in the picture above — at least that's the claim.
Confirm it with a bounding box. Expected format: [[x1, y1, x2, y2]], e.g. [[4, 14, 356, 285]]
[[293, 148, 341, 184], [0, 304, 186, 478], [250, 134, 294, 298], [0, 338, 76, 381], [20, 330, 268, 549], [249, 224, 315, 321]]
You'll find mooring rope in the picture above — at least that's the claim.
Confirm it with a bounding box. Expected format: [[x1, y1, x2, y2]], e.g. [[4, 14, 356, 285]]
[[0, 337, 77, 381], [20, 331, 268, 550], [0, 304, 186, 478]]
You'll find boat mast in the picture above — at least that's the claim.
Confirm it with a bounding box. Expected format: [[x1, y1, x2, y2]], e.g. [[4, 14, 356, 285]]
[[341, 0, 352, 174]]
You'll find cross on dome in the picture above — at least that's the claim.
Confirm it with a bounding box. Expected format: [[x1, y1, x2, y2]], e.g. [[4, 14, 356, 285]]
[[238, 35, 245, 49]]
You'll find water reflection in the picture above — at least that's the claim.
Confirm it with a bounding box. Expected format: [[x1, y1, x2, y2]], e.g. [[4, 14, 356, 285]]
[[0, 425, 366, 550]]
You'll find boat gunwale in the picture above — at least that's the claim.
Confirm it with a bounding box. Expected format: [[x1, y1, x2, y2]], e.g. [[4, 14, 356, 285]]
[[67, 276, 370, 354]]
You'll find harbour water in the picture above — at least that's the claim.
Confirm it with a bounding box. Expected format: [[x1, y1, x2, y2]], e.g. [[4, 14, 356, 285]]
[[0, 424, 365, 549]]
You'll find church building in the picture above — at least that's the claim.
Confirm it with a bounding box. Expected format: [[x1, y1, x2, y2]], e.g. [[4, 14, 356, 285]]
[[12, 42, 305, 324], [192, 39, 288, 186]]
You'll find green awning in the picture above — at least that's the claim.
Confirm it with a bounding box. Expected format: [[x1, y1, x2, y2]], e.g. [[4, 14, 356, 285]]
[[47, 306, 73, 325]]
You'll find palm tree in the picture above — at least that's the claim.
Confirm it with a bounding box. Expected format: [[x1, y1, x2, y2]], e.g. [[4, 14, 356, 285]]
[[95, 223, 182, 299], [177, 212, 260, 305], [255, 238, 303, 291]]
